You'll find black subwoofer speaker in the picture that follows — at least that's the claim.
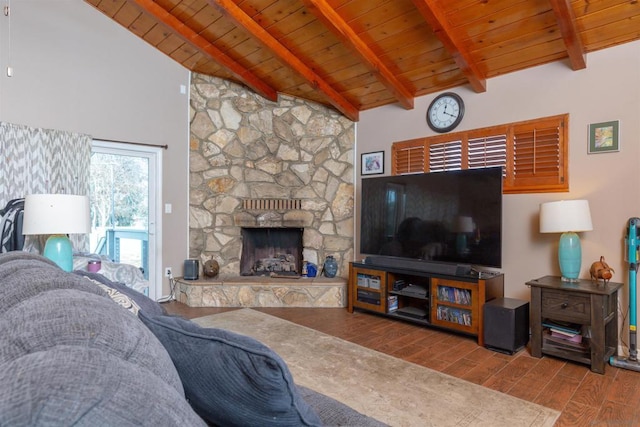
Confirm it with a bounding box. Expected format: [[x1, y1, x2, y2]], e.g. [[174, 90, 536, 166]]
[[183, 259, 199, 280], [483, 297, 529, 354]]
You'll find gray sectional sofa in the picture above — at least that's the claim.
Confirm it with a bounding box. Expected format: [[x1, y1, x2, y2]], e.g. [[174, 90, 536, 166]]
[[0, 252, 385, 426]]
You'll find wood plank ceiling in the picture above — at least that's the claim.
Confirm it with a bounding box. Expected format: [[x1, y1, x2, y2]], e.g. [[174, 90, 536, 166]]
[[86, 0, 640, 121]]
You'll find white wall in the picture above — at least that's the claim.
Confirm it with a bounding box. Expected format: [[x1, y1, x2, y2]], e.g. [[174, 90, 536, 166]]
[[0, 0, 191, 297], [357, 41, 640, 302]]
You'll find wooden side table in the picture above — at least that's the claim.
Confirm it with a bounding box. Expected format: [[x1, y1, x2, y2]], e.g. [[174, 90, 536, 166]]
[[527, 275, 622, 374]]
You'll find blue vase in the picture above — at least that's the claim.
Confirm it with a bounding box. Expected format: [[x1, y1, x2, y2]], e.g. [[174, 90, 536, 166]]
[[323, 256, 338, 278], [306, 263, 317, 277]]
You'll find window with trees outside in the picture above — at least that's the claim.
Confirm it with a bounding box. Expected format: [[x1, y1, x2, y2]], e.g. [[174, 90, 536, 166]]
[[90, 151, 150, 278], [391, 114, 569, 194]]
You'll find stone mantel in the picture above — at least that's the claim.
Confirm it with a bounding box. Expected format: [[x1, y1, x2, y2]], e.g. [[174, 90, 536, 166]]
[[233, 210, 314, 228]]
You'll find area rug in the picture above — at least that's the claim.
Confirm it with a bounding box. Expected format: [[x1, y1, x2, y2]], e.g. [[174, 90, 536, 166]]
[[193, 309, 560, 427]]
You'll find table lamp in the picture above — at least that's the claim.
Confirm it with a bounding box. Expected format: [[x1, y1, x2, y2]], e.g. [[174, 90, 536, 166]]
[[539, 199, 593, 282], [23, 194, 90, 272]]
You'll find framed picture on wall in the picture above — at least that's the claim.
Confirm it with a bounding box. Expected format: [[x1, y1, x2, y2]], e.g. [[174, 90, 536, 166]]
[[361, 151, 384, 175], [588, 120, 619, 154]]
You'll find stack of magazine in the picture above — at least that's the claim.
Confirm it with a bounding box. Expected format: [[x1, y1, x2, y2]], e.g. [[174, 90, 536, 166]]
[[542, 319, 588, 352]]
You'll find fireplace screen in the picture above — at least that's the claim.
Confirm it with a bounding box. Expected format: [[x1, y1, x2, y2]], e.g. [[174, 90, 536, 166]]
[[240, 227, 304, 276]]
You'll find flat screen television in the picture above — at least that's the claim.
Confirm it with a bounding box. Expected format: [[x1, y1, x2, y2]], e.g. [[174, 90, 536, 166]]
[[360, 167, 502, 273]]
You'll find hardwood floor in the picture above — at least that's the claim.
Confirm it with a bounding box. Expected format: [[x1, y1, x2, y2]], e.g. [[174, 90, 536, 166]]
[[162, 302, 640, 426]]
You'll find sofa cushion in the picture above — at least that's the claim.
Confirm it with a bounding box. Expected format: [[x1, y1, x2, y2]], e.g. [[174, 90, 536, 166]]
[[0, 347, 205, 426], [0, 250, 59, 269], [0, 254, 107, 313], [0, 289, 180, 392], [0, 252, 205, 426], [139, 311, 322, 427]]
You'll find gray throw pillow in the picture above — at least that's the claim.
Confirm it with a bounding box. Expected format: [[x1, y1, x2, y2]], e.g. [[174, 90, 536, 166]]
[[297, 385, 389, 427], [139, 311, 322, 427], [73, 270, 166, 316]]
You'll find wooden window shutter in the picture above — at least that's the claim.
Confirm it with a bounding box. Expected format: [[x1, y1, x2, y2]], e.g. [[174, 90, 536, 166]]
[[389, 114, 568, 194], [503, 115, 568, 193], [467, 134, 507, 172], [392, 139, 425, 175], [428, 140, 462, 172]]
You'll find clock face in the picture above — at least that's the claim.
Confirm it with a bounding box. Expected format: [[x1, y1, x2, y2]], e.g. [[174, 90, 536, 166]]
[[426, 92, 465, 133]]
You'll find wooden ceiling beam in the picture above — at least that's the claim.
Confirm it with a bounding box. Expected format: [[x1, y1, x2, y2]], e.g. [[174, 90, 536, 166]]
[[300, 0, 414, 110], [411, 0, 486, 93], [548, 0, 586, 70], [207, 0, 359, 121], [127, 0, 278, 102]]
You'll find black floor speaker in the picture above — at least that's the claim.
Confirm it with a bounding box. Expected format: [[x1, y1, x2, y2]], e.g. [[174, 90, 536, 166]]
[[483, 297, 529, 354]]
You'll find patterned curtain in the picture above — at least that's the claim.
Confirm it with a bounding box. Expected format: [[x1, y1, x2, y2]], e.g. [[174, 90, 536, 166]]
[[0, 122, 92, 251]]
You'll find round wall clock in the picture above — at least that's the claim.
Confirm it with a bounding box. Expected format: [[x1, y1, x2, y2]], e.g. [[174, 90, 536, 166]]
[[426, 92, 465, 133]]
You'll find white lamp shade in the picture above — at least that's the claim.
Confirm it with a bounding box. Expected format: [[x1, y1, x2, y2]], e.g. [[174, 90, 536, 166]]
[[456, 216, 474, 233], [539, 199, 593, 233], [23, 194, 90, 235]]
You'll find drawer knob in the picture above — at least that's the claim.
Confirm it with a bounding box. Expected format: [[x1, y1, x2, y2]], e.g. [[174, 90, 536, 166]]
[[561, 302, 568, 309]]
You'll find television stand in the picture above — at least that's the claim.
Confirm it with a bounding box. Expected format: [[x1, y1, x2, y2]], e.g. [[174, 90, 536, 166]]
[[348, 262, 504, 346]]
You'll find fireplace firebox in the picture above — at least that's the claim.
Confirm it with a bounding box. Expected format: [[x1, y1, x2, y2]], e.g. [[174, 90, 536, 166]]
[[240, 227, 304, 276]]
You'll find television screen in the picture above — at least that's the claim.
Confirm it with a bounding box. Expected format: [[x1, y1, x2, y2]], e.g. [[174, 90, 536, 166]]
[[360, 167, 502, 269]]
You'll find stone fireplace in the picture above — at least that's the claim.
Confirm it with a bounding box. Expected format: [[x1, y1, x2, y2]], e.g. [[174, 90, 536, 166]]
[[182, 74, 355, 307]]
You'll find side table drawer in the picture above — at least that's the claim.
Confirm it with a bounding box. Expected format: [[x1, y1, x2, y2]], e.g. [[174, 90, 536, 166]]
[[541, 290, 590, 323]]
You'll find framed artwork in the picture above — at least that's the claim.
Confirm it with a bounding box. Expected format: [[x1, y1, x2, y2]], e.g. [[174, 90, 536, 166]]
[[588, 120, 619, 154], [361, 151, 384, 175]]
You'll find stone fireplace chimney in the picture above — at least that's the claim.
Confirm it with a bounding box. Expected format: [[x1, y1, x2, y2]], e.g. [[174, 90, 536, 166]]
[[189, 74, 355, 279]]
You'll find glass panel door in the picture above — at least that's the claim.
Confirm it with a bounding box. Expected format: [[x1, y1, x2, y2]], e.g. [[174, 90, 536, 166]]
[[90, 152, 148, 275], [90, 140, 161, 298]]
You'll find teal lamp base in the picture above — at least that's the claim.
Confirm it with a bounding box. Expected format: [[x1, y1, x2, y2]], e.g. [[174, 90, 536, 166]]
[[558, 231, 581, 282], [43, 234, 74, 272], [456, 233, 468, 255]]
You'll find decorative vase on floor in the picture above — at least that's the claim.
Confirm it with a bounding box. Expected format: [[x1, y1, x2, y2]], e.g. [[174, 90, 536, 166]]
[[323, 256, 338, 278]]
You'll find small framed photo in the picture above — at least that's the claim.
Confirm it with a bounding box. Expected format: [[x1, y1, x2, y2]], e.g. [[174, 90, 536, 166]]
[[588, 120, 619, 154], [361, 151, 384, 175]]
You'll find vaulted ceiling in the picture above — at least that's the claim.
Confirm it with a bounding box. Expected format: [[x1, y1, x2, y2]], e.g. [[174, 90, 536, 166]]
[[86, 0, 640, 121]]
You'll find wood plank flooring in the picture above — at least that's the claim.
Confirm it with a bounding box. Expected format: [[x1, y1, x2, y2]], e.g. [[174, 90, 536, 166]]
[[161, 302, 640, 426]]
